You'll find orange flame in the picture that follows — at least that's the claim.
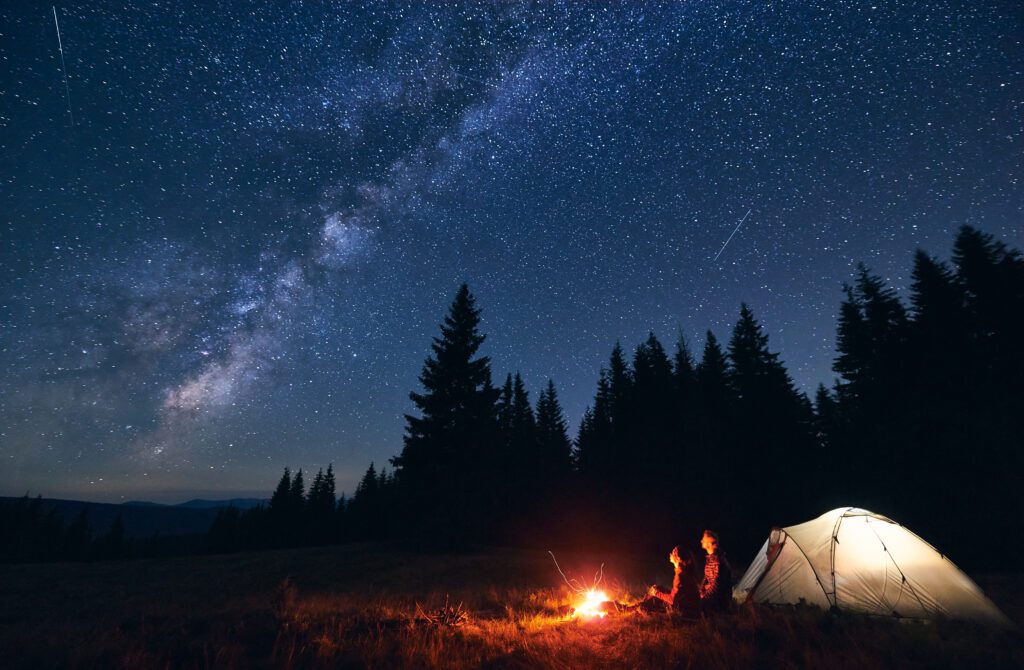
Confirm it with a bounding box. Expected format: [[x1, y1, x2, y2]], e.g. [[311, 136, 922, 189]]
[[574, 589, 610, 619]]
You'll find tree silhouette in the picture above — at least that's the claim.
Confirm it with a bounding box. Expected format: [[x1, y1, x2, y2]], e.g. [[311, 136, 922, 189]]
[[728, 304, 815, 523], [535, 379, 572, 480], [391, 284, 501, 544]]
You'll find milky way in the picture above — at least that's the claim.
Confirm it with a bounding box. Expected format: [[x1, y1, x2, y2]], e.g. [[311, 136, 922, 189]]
[[2, 2, 1021, 502]]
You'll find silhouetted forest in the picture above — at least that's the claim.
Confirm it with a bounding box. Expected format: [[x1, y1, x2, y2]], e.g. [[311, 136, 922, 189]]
[[207, 225, 1022, 569], [4, 226, 1021, 569], [0, 495, 133, 563]]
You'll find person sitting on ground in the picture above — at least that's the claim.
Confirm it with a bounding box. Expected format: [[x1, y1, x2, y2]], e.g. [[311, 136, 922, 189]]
[[635, 546, 698, 614], [698, 529, 733, 613]]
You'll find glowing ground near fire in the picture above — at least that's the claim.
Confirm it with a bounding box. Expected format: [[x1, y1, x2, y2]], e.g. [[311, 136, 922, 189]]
[[1, 544, 1020, 669]]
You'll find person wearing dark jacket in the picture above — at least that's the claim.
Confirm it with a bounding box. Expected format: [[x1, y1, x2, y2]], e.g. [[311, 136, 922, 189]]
[[635, 546, 698, 615], [698, 529, 733, 613]]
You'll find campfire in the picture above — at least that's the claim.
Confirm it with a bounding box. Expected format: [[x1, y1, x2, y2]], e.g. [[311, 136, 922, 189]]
[[573, 588, 615, 619], [549, 552, 622, 620]]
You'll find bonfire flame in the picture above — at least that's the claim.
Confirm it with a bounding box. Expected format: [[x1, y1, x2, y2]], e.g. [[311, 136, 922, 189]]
[[548, 551, 614, 620], [575, 589, 611, 619]]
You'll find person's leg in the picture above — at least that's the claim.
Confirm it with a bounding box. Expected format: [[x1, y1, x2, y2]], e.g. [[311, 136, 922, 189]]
[[634, 596, 670, 613]]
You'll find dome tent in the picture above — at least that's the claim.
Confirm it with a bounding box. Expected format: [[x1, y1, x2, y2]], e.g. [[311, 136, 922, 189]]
[[734, 507, 1010, 625]]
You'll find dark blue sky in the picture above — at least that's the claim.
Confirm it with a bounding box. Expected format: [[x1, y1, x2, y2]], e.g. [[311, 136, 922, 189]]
[[2, 1, 1021, 502]]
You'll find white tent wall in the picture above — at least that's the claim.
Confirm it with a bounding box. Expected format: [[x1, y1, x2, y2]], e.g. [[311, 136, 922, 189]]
[[734, 508, 1011, 626]]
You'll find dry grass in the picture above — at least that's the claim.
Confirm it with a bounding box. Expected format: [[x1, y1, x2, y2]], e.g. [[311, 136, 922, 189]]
[[1, 544, 1020, 669]]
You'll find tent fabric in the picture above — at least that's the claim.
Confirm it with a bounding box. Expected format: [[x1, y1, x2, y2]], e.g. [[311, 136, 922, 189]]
[[734, 507, 1011, 625]]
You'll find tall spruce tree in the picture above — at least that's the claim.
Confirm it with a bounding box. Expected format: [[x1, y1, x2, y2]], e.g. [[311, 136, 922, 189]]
[[672, 333, 697, 408], [907, 251, 969, 488], [728, 304, 815, 518], [692, 331, 733, 504], [535, 379, 572, 479], [670, 333, 698, 474], [307, 466, 337, 544], [836, 265, 909, 401], [509, 373, 537, 455], [289, 469, 306, 511], [391, 284, 500, 542], [812, 384, 839, 453], [833, 265, 910, 508], [574, 406, 596, 472], [579, 370, 614, 478], [505, 372, 538, 495], [631, 333, 675, 489], [269, 468, 292, 512], [953, 225, 1024, 382], [950, 226, 1024, 560]]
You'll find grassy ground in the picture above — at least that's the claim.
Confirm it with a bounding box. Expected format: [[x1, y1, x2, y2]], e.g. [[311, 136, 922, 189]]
[[1, 544, 1020, 669]]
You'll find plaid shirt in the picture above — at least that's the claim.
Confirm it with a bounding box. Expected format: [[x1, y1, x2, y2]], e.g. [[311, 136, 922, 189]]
[[699, 550, 731, 604]]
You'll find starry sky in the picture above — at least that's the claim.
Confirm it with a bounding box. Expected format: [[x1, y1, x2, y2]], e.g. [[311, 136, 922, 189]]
[[2, 1, 1021, 503]]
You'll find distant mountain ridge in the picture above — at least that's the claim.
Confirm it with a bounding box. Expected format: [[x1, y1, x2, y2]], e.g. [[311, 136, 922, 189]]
[[122, 498, 267, 510], [1, 496, 265, 538]]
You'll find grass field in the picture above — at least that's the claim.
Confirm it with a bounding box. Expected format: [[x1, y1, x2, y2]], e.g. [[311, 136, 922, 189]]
[[1, 544, 1020, 669]]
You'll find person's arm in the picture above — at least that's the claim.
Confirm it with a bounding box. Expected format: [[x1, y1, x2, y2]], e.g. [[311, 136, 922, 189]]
[[654, 565, 682, 604]]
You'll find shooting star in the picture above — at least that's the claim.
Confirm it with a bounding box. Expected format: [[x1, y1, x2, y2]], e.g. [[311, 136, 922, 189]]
[[712, 208, 752, 262], [53, 6, 74, 126]]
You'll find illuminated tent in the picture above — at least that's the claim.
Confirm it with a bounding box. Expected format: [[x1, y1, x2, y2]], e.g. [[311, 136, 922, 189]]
[[734, 507, 1011, 625]]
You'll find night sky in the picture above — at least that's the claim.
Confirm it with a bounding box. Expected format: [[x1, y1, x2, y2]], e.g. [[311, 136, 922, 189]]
[[2, 2, 1021, 502]]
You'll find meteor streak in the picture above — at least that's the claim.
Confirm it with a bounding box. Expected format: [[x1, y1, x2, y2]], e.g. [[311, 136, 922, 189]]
[[712, 208, 752, 262], [53, 6, 74, 125]]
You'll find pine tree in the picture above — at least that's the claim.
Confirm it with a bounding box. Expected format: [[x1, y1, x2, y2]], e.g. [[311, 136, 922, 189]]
[[950, 226, 1024, 556], [907, 251, 969, 480], [356, 463, 378, 499], [607, 342, 633, 429], [727, 306, 815, 530], [509, 372, 537, 455], [267, 468, 294, 547], [575, 364, 617, 482], [672, 332, 696, 403], [306, 466, 337, 545], [535, 379, 572, 478], [910, 250, 962, 330], [696, 331, 731, 426], [348, 463, 379, 540], [953, 225, 1024, 381], [813, 384, 838, 451], [631, 333, 675, 486], [835, 265, 910, 397], [574, 406, 596, 472], [323, 465, 337, 507], [269, 468, 292, 512], [289, 469, 306, 512], [832, 266, 910, 508], [692, 331, 733, 502], [497, 374, 514, 441], [671, 332, 698, 470], [391, 284, 501, 542]]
